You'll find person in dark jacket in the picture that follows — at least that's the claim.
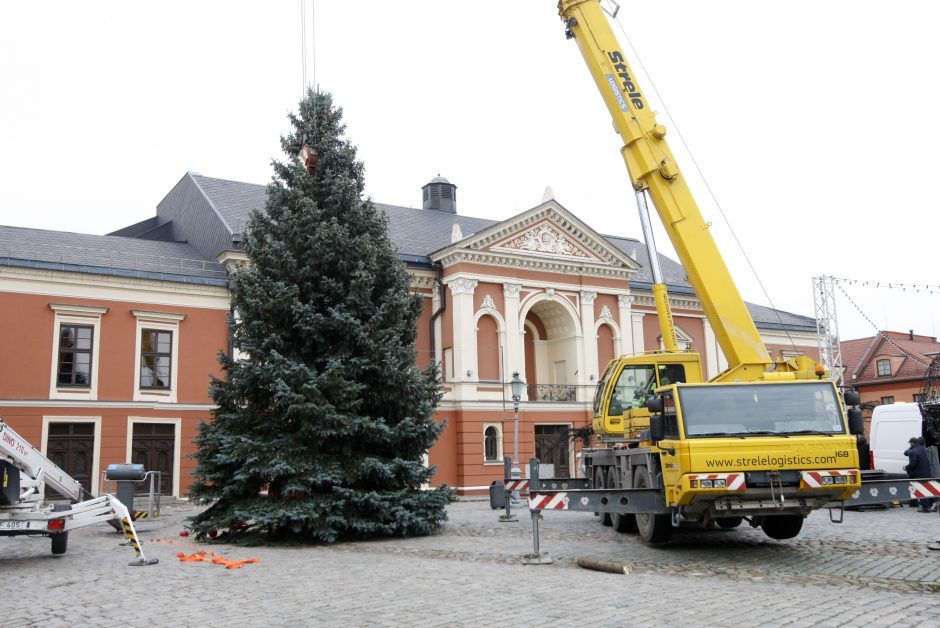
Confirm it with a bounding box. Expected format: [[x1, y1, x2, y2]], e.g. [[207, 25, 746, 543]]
[[904, 436, 935, 512]]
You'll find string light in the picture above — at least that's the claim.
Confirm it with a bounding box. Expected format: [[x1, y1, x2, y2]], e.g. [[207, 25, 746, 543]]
[[832, 277, 940, 295], [835, 282, 931, 369]]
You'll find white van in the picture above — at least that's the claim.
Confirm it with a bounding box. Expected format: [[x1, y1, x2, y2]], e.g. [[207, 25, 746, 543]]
[[869, 403, 923, 474]]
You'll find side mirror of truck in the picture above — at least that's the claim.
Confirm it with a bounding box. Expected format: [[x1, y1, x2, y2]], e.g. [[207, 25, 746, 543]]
[[847, 408, 864, 436], [646, 397, 663, 414], [843, 391, 860, 407], [649, 413, 665, 443]]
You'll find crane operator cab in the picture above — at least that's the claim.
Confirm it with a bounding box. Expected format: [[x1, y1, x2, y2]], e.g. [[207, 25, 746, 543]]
[[594, 353, 704, 439]]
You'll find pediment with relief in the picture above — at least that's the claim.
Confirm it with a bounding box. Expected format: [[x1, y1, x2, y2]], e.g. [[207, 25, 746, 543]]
[[429, 199, 641, 277], [491, 220, 594, 260]]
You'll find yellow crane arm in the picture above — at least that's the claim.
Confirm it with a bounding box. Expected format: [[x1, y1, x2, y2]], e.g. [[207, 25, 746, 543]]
[[558, 0, 771, 379]]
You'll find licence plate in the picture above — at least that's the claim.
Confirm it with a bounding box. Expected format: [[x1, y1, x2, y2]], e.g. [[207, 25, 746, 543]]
[[0, 520, 32, 530]]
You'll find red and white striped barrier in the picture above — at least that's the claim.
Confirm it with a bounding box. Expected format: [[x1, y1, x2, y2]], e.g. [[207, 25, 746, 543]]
[[688, 473, 745, 491], [801, 470, 858, 488], [504, 479, 529, 493], [528, 492, 569, 510], [910, 480, 940, 499]]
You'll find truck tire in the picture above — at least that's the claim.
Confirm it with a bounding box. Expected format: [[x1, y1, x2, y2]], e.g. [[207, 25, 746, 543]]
[[634, 466, 672, 544], [761, 515, 803, 540], [51, 532, 68, 555], [715, 517, 743, 529], [594, 468, 612, 527], [51, 503, 69, 555], [608, 468, 637, 533]]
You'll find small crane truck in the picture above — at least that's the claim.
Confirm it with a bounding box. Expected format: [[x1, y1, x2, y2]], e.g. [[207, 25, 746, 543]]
[[1, 417, 157, 565]]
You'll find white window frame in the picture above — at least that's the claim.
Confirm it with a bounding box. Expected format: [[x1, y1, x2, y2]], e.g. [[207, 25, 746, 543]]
[[132, 310, 185, 403], [48, 304, 108, 401], [40, 415, 102, 497], [483, 422, 503, 464], [876, 359, 891, 377], [126, 416, 182, 498]]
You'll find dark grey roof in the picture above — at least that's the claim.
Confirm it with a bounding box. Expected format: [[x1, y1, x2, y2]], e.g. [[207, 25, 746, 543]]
[[604, 235, 691, 289], [0, 169, 817, 330], [377, 203, 498, 259], [188, 173, 267, 235], [107, 216, 165, 239], [0, 225, 227, 285], [185, 175, 812, 327], [744, 302, 817, 331]]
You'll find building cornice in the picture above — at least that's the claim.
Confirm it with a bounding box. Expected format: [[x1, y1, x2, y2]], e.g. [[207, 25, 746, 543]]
[[0, 265, 231, 309], [434, 249, 634, 280], [0, 399, 216, 411]]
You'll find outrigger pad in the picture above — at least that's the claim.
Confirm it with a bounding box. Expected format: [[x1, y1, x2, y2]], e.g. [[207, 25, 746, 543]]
[[129, 558, 160, 567]]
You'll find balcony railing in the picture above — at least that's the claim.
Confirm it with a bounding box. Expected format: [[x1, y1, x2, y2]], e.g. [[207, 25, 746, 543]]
[[526, 383, 578, 402]]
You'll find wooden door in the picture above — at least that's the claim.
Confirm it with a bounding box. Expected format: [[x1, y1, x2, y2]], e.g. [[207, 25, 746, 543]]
[[47, 422, 95, 499], [534, 424, 571, 478], [131, 423, 175, 496]]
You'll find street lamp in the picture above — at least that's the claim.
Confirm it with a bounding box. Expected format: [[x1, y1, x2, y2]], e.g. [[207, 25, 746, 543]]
[[510, 371, 524, 505]]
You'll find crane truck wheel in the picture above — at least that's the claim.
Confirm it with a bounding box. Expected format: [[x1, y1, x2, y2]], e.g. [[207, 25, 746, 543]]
[[633, 466, 672, 544], [760, 515, 804, 540], [715, 517, 743, 529], [608, 468, 637, 533], [594, 468, 612, 527]]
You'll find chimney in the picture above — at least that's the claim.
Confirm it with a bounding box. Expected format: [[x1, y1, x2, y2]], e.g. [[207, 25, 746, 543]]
[[910, 329, 915, 340], [422, 175, 457, 213]]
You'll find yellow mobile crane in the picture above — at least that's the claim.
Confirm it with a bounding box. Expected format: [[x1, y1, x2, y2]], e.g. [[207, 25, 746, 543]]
[[524, 0, 867, 544]]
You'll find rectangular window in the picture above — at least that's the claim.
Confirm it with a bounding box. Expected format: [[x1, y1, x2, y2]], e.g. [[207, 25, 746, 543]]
[[49, 304, 108, 401], [140, 329, 173, 389], [132, 311, 184, 403], [881, 396, 895, 405], [876, 359, 891, 376], [57, 325, 94, 387], [914, 394, 927, 403]]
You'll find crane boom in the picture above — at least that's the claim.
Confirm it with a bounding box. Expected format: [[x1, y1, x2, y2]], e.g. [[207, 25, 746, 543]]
[[558, 0, 770, 380]]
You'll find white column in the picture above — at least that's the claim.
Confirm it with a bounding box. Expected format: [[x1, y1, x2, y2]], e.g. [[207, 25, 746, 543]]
[[617, 295, 634, 356], [580, 291, 598, 385], [702, 318, 727, 378], [447, 278, 478, 388], [631, 310, 646, 353], [502, 283, 522, 378]]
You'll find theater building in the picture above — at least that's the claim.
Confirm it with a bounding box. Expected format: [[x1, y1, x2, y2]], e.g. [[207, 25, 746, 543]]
[[0, 173, 819, 496]]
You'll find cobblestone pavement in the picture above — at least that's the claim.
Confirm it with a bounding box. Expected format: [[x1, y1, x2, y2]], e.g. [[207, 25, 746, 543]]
[[2, 499, 940, 627]]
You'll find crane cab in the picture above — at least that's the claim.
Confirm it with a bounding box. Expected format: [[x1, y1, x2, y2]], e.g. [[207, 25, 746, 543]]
[[593, 352, 704, 438]]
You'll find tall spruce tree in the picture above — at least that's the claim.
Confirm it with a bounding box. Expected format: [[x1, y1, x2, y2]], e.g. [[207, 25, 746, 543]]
[[188, 89, 451, 542]]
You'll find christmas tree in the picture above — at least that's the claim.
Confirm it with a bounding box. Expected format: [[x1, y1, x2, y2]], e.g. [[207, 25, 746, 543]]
[[188, 89, 451, 542]]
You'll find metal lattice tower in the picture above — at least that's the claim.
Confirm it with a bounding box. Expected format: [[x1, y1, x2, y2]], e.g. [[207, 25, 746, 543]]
[[919, 354, 940, 445], [813, 275, 844, 387], [921, 354, 940, 402]]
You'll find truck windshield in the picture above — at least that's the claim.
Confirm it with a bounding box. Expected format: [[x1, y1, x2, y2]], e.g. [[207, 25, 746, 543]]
[[677, 382, 845, 437]]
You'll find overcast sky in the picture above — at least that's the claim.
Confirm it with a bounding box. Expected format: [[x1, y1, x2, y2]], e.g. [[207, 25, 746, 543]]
[[1, 1, 938, 343]]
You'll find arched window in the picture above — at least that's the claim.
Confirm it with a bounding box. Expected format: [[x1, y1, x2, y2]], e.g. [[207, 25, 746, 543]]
[[484, 424, 502, 463], [476, 314, 500, 381], [597, 323, 616, 375]]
